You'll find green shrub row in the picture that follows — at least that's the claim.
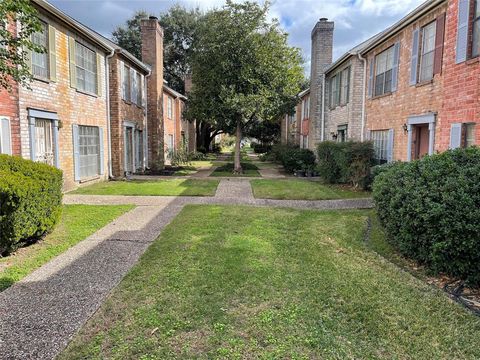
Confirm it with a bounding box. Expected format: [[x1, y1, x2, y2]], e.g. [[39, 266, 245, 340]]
[[251, 142, 272, 154], [372, 147, 480, 286], [267, 144, 316, 173], [317, 141, 374, 189], [0, 155, 63, 254]]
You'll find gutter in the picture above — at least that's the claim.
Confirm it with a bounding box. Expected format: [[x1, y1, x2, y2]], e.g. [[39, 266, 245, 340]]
[[105, 49, 115, 178], [357, 53, 367, 142], [144, 69, 152, 169]]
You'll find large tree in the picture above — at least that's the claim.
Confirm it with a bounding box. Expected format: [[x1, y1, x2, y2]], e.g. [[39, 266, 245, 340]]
[[112, 11, 150, 60], [186, 1, 303, 173], [0, 0, 46, 90]]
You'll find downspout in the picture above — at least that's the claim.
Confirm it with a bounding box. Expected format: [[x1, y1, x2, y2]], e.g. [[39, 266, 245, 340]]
[[357, 52, 367, 142], [320, 74, 326, 141], [144, 69, 151, 170], [105, 48, 115, 178]]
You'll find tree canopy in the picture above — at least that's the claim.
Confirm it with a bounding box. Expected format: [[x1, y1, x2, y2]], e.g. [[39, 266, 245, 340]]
[[186, 1, 304, 172], [112, 10, 150, 60], [0, 0, 46, 90]]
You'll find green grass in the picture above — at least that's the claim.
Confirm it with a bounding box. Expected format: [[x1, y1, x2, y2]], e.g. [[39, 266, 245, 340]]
[[0, 205, 133, 291], [70, 179, 220, 196], [251, 179, 371, 200], [60, 206, 480, 359], [210, 162, 260, 177]]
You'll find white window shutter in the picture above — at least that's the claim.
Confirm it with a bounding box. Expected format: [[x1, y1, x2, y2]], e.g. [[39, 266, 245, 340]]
[[391, 42, 400, 92], [449, 123, 463, 149], [410, 29, 420, 85], [456, 0, 470, 64], [0, 117, 12, 155], [141, 74, 146, 108], [99, 127, 105, 175], [130, 68, 135, 104], [367, 58, 374, 98], [72, 124, 80, 181], [120, 61, 125, 100], [387, 129, 394, 163]]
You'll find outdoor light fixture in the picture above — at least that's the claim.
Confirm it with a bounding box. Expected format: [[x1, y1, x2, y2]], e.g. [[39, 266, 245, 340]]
[[403, 123, 408, 133], [331, 132, 338, 140]]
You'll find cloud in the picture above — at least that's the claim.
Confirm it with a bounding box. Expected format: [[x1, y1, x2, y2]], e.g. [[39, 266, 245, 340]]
[[49, 0, 425, 75]]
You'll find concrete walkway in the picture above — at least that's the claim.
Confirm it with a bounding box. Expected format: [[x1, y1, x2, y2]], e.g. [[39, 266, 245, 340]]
[[0, 179, 373, 360]]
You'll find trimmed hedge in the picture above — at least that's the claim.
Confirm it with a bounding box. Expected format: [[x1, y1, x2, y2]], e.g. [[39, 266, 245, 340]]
[[267, 144, 315, 173], [0, 155, 63, 254], [317, 141, 374, 189], [372, 148, 480, 286]]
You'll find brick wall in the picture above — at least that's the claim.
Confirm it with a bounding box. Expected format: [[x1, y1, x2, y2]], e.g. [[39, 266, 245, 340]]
[[18, 9, 109, 191], [439, 0, 480, 150], [365, 3, 447, 161]]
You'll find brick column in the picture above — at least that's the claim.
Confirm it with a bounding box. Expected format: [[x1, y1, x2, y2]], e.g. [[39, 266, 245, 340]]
[[141, 17, 164, 171]]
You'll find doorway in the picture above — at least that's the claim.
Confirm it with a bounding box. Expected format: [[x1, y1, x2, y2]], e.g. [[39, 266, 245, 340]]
[[412, 124, 430, 160], [125, 127, 134, 174]]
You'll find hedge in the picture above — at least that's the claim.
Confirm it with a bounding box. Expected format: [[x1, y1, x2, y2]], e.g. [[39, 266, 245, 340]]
[[372, 147, 480, 286], [266, 144, 316, 173], [317, 141, 374, 189], [0, 155, 63, 254]]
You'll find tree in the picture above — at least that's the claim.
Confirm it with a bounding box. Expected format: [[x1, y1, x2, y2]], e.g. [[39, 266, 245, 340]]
[[112, 11, 150, 60], [246, 120, 280, 146], [186, 1, 304, 173], [0, 0, 46, 90]]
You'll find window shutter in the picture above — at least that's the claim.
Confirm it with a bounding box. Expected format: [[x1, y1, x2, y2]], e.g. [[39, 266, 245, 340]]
[[410, 29, 420, 85], [391, 42, 400, 92], [120, 61, 125, 100], [366, 129, 371, 141], [53, 121, 60, 168], [69, 36, 76, 88], [456, 0, 470, 64], [346, 67, 351, 103], [449, 123, 463, 149], [368, 58, 374, 98], [130, 68, 135, 104], [96, 53, 102, 97], [48, 25, 56, 82], [141, 74, 146, 108], [99, 127, 105, 175], [336, 74, 341, 105], [434, 13, 446, 75], [72, 124, 80, 181], [387, 129, 394, 163], [29, 117, 36, 161], [0, 117, 11, 155]]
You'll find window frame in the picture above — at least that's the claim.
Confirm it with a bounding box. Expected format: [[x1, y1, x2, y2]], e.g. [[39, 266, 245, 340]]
[[464, 123, 476, 147], [75, 41, 97, 95], [374, 46, 394, 97], [122, 64, 131, 102], [419, 20, 437, 83], [371, 129, 389, 164], [167, 96, 173, 119], [31, 20, 49, 80], [78, 125, 101, 179]]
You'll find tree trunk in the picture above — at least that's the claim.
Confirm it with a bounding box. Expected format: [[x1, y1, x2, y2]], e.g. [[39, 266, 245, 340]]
[[234, 121, 243, 174]]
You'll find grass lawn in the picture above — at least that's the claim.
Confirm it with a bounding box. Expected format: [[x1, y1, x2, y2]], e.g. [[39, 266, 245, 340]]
[[210, 162, 260, 177], [70, 179, 219, 196], [0, 204, 133, 291], [60, 206, 480, 359], [251, 179, 370, 200]]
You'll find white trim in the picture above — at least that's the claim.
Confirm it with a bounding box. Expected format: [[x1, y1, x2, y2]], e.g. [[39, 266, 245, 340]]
[[406, 113, 436, 161]]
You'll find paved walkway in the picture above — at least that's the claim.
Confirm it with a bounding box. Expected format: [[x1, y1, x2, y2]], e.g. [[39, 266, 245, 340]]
[[0, 179, 373, 360]]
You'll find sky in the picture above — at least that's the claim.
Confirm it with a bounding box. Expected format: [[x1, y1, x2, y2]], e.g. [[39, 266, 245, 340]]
[[48, 0, 426, 74]]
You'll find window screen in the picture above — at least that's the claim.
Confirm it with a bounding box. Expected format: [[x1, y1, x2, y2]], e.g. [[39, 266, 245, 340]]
[[32, 22, 49, 79], [374, 47, 394, 96], [79, 125, 100, 178], [419, 21, 436, 82], [75, 42, 97, 94], [371, 130, 389, 164]]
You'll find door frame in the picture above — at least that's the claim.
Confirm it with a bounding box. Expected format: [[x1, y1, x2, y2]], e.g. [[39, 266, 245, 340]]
[[28, 108, 60, 168], [406, 113, 436, 161], [124, 121, 136, 175]]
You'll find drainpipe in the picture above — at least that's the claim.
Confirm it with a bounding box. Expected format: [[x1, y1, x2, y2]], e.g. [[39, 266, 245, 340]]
[[320, 74, 326, 141], [105, 48, 115, 178], [357, 52, 367, 142], [144, 69, 151, 170]]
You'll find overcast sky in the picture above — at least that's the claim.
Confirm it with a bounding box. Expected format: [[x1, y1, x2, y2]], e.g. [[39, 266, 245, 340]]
[[49, 0, 425, 73]]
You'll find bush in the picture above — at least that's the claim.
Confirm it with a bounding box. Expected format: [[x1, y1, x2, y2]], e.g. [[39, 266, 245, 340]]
[[372, 147, 480, 286], [317, 141, 374, 189], [271, 145, 315, 173], [0, 155, 63, 254], [251, 142, 272, 154]]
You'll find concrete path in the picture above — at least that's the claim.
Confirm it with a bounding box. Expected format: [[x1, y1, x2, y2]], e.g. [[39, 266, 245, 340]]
[[257, 167, 286, 178], [0, 178, 373, 360]]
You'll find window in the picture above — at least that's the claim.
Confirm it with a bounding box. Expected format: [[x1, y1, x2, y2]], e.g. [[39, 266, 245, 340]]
[[303, 97, 310, 119], [122, 64, 130, 101], [473, 0, 480, 57], [374, 46, 394, 97], [340, 67, 350, 104], [0, 20, 7, 50], [371, 130, 389, 164], [419, 21, 436, 82], [75, 42, 97, 94], [31, 21, 49, 79], [167, 97, 173, 119], [465, 123, 476, 147], [78, 126, 100, 178]]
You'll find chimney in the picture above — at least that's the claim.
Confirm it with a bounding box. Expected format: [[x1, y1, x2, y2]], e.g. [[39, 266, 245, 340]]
[[184, 73, 193, 94], [141, 17, 164, 171], [309, 18, 334, 148]]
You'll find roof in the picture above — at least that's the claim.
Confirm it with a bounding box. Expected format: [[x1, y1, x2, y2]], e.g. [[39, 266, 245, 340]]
[[360, 0, 446, 55], [298, 88, 310, 98], [163, 84, 187, 100], [33, 0, 151, 73]]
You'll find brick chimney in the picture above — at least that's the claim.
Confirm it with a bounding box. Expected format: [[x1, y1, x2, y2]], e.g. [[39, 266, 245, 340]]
[[184, 73, 193, 94], [141, 16, 164, 171], [309, 18, 334, 148]]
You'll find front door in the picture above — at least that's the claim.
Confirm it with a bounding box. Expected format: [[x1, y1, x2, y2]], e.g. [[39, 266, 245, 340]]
[[35, 119, 54, 166], [413, 124, 429, 160], [125, 127, 134, 174]]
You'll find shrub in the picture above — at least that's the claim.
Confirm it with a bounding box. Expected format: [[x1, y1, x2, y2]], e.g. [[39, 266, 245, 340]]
[[317, 141, 374, 189], [277, 146, 315, 173], [0, 155, 63, 254], [372, 147, 480, 286], [251, 142, 272, 154]]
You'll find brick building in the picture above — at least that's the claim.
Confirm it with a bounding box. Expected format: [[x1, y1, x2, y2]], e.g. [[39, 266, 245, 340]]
[[363, 0, 448, 163], [280, 88, 310, 148], [17, 0, 113, 191]]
